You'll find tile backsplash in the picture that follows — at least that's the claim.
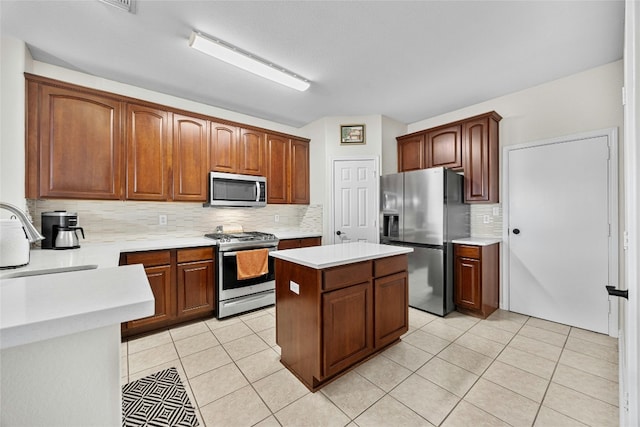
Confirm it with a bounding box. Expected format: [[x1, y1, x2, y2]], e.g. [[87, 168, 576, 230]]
[[469, 204, 503, 238], [26, 199, 498, 244], [27, 199, 323, 244]]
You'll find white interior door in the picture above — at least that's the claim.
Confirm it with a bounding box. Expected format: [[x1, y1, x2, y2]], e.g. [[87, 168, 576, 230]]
[[507, 134, 616, 334], [332, 159, 378, 244]]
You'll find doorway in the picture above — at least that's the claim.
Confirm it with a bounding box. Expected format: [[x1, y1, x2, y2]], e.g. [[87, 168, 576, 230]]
[[502, 129, 618, 336], [331, 158, 379, 244]]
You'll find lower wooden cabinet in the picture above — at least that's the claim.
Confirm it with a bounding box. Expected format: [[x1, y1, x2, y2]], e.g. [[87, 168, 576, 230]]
[[275, 254, 408, 390], [125, 251, 174, 329], [374, 271, 409, 348], [322, 281, 373, 378], [454, 243, 499, 318], [277, 236, 321, 250], [121, 246, 215, 337], [176, 247, 215, 318]]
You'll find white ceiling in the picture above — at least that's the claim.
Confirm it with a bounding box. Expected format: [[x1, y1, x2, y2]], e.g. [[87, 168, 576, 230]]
[[0, 0, 625, 128]]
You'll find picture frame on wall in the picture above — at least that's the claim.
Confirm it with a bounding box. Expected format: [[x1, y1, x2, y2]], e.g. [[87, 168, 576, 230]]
[[340, 124, 366, 145]]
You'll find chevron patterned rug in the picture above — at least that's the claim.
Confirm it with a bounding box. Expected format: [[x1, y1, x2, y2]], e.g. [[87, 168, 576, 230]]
[[122, 367, 199, 427]]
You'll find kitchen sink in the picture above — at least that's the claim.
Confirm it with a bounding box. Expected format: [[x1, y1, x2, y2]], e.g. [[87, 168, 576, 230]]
[[1, 264, 98, 279]]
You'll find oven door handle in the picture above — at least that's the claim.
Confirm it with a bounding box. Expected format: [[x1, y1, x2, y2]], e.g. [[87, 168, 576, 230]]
[[223, 247, 277, 257]]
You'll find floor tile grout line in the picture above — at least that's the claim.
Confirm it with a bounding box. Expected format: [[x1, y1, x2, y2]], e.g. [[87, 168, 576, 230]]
[[437, 312, 532, 427], [530, 325, 587, 427], [124, 308, 619, 427]]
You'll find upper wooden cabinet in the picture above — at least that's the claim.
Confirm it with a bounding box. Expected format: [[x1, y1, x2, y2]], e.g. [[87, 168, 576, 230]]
[[210, 122, 238, 174], [27, 81, 123, 199], [266, 134, 289, 204], [396, 111, 501, 203], [210, 125, 266, 176], [25, 74, 309, 203], [397, 133, 425, 172], [266, 134, 310, 204], [290, 138, 310, 204], [125, 103, 171, 201], [173, 114, 209, 201], [463, 114, 500, 203], [427, 124, 463, 170], [238, 128, 266, 176]]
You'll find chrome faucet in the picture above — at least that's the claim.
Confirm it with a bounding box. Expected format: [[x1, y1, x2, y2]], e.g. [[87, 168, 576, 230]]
[[0, 202, 45, 242]]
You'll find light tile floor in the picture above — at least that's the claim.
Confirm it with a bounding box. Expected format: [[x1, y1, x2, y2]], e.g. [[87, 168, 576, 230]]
[[122, 307, 619, 427]]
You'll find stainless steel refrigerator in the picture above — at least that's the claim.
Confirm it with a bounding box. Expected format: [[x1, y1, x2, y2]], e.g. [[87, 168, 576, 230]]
[[380, 167, 469, 316]]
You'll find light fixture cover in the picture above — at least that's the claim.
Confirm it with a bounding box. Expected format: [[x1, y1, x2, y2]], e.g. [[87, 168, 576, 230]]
[[189, 31, 310, 92]]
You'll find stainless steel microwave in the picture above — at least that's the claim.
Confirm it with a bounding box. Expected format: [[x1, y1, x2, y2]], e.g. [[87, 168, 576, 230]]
[[208, 172, 267, 207]]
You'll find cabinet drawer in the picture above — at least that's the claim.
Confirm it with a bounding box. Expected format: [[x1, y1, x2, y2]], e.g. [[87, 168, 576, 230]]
[[126, 250, 171, 267], [455, 245, 481, 259], [177, 247, 213, 263], [323, 261, 372, 291], [374, 255, 408, 278]]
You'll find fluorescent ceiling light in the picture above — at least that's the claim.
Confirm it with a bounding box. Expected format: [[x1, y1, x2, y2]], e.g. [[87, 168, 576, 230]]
[[189, 31, 310, 92]]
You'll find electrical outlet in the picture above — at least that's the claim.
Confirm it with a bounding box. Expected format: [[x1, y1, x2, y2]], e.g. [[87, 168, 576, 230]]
[[483, 215, 491, 224], [492, 206, 500, 216], [158, 214, 167, 225], [274, 214, 279, 223]]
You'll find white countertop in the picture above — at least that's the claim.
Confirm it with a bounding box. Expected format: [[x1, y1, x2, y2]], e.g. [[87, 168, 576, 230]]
[[270, 241, 413, 269], [0, 232, 321, 348], [452, 237, 502, 246], [0, 264, 153, 349]]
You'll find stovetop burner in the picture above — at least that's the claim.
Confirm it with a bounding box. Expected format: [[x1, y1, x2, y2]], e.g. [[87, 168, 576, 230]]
[[204, 231, 279, 250]]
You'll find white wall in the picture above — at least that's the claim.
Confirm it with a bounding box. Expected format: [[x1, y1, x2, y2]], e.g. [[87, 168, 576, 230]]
[[302, 115, 387, 243], [0, 38, 31, 213], [408, 60, 624, 147], [381, 115, 407, 175]]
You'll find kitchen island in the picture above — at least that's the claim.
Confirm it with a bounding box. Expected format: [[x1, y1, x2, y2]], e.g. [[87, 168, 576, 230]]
[[0, 264, 154, 426], [270, 242, 412, 391]]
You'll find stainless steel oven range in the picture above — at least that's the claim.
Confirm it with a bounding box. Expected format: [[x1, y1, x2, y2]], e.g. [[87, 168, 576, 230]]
[[204, 231, 279, 318]]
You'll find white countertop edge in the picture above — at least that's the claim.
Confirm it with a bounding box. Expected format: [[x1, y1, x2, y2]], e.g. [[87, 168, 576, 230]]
[[452, 237, 502, 246], [0, 300, 153, 349], [270, 242, 413, 269], [272, 231, 322, 239], [1, 264, 154, 349]]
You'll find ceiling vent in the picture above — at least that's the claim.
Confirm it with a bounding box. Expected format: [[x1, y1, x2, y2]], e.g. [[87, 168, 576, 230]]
[[99, 0, 135, 13]]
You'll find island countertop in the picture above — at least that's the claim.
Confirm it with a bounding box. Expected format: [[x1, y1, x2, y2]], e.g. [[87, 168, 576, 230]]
[[270, 241, 413, 269]]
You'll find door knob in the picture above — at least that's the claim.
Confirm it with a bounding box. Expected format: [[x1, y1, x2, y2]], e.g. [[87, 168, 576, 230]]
[[512, 228, 520, 235], [336, 231, 342, 236]]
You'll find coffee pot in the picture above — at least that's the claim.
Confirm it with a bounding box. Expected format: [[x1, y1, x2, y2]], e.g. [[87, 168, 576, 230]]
[[41, 211, 86, 249], [54, 226, 85, 250]]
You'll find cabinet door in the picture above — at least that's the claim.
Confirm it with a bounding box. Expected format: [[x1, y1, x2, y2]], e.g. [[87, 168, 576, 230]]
[[238, 128, 265, 176], [290, 139, 310, 204], [126, 104, 171, 201], [397, 134, 425, 172], [173, 114, 209, 201], [38, 85, 123, 199], [266, 134, 290, 204], [177, 260, 215, 318], [277, 239, 300, 250], [322, 281, 373, 378], [128, 264, 174, 328], [463, 117, 499, 202], [374, 272, 408, 348], [427, 125, 462, 170], [210, 122, 238, 173], [455, 256, 482, 310]]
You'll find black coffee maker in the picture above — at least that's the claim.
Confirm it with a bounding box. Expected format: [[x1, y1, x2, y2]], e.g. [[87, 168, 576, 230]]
[[41, 211, 85, 249]]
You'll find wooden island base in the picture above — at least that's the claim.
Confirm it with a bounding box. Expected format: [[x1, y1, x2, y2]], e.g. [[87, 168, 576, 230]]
[[273, 248, 410, 392]]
